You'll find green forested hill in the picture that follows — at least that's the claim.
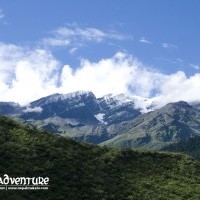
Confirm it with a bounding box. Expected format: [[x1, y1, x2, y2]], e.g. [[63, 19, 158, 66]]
[[1, 115, 200, 200]]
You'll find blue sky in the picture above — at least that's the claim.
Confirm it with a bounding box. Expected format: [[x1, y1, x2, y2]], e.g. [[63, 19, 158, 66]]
[[0, 1, 200, 106]]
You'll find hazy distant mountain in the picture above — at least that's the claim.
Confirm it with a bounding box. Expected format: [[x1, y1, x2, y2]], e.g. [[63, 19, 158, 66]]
[[0, 102, 22, 116]]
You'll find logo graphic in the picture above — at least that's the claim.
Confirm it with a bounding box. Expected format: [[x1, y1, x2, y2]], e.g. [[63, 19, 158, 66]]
[[0, 174, 49, 190]]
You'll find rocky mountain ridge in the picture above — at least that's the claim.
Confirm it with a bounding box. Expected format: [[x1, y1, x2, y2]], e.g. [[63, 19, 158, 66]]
[[1, 91, 200, 149], [102, 101, 200, 149]]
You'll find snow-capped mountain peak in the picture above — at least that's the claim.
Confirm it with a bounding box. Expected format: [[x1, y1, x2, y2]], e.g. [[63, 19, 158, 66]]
[[98, 93, 157, 113], [30, 91, 95, 107], [100, 93, 132, 108]]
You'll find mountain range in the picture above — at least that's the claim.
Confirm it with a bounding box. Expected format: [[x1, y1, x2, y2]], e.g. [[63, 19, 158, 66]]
[[1, 91, 200, 150]]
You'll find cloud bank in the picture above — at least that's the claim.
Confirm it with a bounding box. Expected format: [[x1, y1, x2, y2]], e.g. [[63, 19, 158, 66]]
[[0, 43, 59, 104], [0, 42, 200, 108]]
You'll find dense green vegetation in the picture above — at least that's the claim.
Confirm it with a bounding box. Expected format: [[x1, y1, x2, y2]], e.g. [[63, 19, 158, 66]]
[[163, 136, 200, 160], [1, 115, 200, 199]]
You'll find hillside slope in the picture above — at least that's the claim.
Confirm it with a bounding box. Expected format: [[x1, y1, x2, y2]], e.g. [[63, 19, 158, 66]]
[[163, 135, 200, 160], [1, 116, 200, 199], [102, 101, 200, 150]]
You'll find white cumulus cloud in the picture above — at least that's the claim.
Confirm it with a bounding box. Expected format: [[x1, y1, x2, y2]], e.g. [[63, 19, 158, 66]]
[[0, 43, 59, 104], [59, 52, 165, 98], [0, 42, 200, 109], [157, 72, 200, 107], [23, 106, 43, 113]]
